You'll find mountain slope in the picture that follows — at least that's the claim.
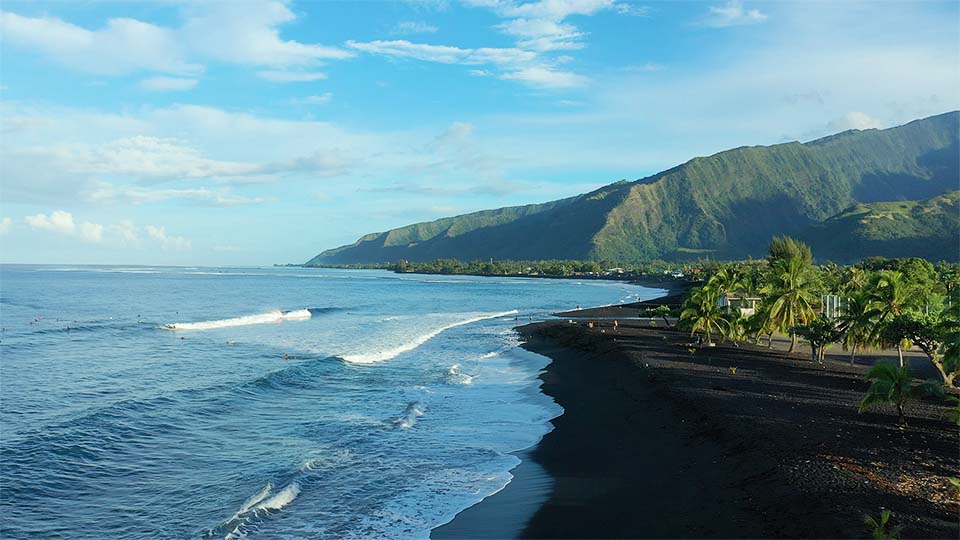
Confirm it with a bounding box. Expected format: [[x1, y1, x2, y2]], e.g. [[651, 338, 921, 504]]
[[801, 191, 959, 263], [307, 111, 960, 265]]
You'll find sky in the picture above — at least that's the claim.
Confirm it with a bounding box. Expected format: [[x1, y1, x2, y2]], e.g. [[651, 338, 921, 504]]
[[1, 0, 957, 265]]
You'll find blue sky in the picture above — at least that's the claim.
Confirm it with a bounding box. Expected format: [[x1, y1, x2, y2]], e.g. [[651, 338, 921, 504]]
[[1, 0, 957, 265]]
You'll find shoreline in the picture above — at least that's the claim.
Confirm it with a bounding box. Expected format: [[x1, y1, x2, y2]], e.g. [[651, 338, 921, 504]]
[[433, 317, 958, 538]]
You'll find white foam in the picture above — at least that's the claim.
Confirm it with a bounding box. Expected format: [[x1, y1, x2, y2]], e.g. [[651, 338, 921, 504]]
[[446, 364, 475, 385], [165, 309, 311, 331], [341, 310, 518, 364], [394, 402, 425, 428], [256, 483, 300, 511], [479, 352, 499, 359], [238, 483, 273, 513], [222, 482, 301, 540]]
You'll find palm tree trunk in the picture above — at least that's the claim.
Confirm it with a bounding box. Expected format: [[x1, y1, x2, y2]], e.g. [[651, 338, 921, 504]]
[[767, 333, 773, 348], [789, 333, 797, 353], [897, 344, 904, 368], [850, 344, 857, 365], [896, 401, 906, 425]]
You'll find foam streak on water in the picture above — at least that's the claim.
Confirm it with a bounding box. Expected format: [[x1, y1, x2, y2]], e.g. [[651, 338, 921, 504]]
[[0, 265, 660, 540]]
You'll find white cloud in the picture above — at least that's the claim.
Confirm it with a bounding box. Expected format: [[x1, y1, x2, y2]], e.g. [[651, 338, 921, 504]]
[[0, 217, 12, 235], [24, 210, 105, 243], [25, 210, 76, 235], [180, 1, 351, 67], [362, 0, 641, 87], [256, 70, 327, 82], [346, 39, 585, 89], [145, 225, 191, 251], [0, 11, 201, 75], [346, 39, 536, 65], [501, 66, 588, 88], [393, 21, 439, 34], [704, 1, 768, 27], [466, 0, 644, 51], [79, 222, 104, 243], [291, 93, 333, 105], [0, 1, 351, 79], [85, 183, 269, 207], [74, 136, 261, 180], [140, 76, 198, 91], [826, 112, 884, 132]]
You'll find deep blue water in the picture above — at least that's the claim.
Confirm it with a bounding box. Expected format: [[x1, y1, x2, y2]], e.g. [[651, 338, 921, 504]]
[[0, 265, 661, 539]]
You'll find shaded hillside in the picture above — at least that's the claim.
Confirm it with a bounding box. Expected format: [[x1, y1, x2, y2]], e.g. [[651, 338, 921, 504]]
[[308, 111, 959, 265], [802, 191, 960, 263]]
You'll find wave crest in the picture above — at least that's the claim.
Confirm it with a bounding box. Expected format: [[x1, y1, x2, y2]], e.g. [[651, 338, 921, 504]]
[[340, 310, 518, 364], [164, 309, 312, 331]]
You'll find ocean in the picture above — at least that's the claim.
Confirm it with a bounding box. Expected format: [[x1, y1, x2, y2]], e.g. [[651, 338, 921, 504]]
[[0, 265, 662, 539]]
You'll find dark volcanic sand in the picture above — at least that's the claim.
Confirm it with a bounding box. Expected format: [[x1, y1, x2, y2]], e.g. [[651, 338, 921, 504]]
[[433, 319, 958, 539]]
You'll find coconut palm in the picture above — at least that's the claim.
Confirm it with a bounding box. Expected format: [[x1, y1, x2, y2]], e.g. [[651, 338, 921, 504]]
[[868, 270, 920, 324], [858, 361, 942, 425], [707, 265, 744, 305], [762, 257, 820, 352], [839, 292, 879, 364], [680, 285, 728, 346]]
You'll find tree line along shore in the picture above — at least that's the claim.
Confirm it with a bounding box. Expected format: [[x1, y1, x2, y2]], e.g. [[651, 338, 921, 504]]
[[509, 236, 958, 539]]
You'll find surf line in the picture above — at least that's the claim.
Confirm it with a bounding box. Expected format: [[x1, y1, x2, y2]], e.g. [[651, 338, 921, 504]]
[[340, 310, 519, 364]]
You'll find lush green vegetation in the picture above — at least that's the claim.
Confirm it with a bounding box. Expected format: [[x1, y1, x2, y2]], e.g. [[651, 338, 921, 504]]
[[678, 237, 960, 400], [803, 191, 959, 263], [308, 112, 958, 265], [312, 258, 698, 279], [858, 363, 943, 425]]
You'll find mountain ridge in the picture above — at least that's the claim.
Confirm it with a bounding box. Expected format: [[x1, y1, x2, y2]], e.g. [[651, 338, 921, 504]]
[[308, 111, 960, 265]]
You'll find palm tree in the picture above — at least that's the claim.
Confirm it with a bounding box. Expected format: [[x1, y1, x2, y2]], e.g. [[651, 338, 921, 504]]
[[867, 271, 921, 366], [680, 286, 728, 346], [858, 361, 942, 425], [868, 270, 919, 322], [762, 257, 820, 352], [707, 265, 744, 304], [839, 292, 879, 364]]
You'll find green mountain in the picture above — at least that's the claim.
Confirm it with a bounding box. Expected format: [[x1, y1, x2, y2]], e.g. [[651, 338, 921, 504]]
[[308, 111, 959, 265], [801, 191, 959, 263]]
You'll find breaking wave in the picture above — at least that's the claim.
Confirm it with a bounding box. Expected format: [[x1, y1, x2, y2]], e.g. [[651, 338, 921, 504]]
[[446, 364, 475, 385], [163, 309, 324, 331], [220, 481, 301, 540], [340, 310, 518, 364]]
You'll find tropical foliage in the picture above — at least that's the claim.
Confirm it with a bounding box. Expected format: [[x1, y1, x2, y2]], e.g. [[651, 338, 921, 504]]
[[858, 362, 943, 425]]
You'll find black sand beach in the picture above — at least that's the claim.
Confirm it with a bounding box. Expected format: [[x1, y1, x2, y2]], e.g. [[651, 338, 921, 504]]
[[433, 317, 958, 539]]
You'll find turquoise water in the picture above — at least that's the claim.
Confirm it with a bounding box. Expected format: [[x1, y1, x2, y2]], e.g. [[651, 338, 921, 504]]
[[0, 265, 661, 539]]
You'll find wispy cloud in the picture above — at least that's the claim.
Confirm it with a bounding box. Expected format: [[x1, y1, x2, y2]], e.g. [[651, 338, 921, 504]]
[[501, 66, 588, 88], [290, 93, 333, 105], [257, 70, 327, 82], [140, 76, 198, 91], [703, 1, 768, 27], [392, 21, 439, 34], [85, 183, 269, 207]]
